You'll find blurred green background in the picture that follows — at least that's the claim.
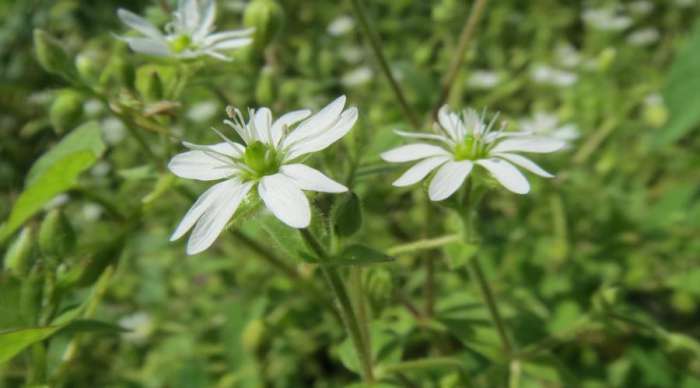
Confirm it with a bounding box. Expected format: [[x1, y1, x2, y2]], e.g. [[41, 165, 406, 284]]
[[1, 0, 700, 387]]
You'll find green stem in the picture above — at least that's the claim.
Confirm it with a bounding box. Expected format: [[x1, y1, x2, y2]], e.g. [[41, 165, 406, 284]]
[[467, 256, 512, 356], [300, 229, 375, 383], [349, 0, 420, 129], [350, 267, 371, 361], [431, 0, 489, 119], [387, 234, 459, 256]]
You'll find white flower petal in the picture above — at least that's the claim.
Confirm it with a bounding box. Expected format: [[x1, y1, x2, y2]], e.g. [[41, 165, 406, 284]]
[[394, 129, 453, 146], [123, 37, 171, 56], [179, 0, 200, 32], [477, 158, 530, 194], [168, 150, 236, 180], [282, 95, 346, 148], [270, 109, 312, 148], [210, 37, 253, 50], [285, 107, 358, 160], [381, 143, 450, 163], [495, 153, 554, 178], [491, 137, 565, 154], [253, 107, 274, 144], [203, 29, 255, 45], [437, 105, 459, 141], [193, 0, 216, 40], [258, 174, 311, 228], [118, 9, 163, 39], [186, 180, 253, 255], [183, 141, 245, 158], [393, 156, 450, 187], [171, 179, 248, 241], [281, 164, 347, 193], [428, 160, 473, 201]]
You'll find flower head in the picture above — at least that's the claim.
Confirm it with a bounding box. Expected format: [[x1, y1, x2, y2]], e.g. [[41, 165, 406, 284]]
[[117, 0, 253, 61], [381, 106, 565, 200], [169, 96, 357, 254]]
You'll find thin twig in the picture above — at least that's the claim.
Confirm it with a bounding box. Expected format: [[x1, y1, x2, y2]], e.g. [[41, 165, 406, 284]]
[[431, 0, 489, 119], [349, 0, 420, 129]]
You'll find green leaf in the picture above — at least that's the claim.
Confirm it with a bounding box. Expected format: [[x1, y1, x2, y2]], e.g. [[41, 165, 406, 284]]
[[659, 19, 700, 145], [58, 319, 126, 335], [330, 244, 394, 267], [333, 192, 362, 237], [0, 151, 97, 243], [257, 215, 313, 261], [443, 240, 478, 269], [26, 121, 105, 185], [0, 275, 24, 329], [0, 326, 61, 364]]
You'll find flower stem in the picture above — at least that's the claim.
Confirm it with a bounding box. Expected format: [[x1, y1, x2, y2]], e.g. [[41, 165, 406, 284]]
[[467, 256, 512, 356], [349, 0, 420, 129], [431, 0, 489, 119], [300, 229, 375, 384]]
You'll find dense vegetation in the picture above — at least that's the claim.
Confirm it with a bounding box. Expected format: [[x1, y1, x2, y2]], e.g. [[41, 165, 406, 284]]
[[1, 0, 700, 387]]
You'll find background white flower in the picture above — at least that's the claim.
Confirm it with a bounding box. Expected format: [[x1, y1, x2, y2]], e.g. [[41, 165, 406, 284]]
[[117, 0, 253, 61], [169, 96, 357, 254], [381, 106, 565, 200], [519, 112, 579, 147]]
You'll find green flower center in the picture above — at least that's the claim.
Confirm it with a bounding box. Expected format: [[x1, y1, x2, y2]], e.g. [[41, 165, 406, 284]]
[[169, 34, 192, 53], [242, 141, 281, 179], [454, 135, 487, 161]]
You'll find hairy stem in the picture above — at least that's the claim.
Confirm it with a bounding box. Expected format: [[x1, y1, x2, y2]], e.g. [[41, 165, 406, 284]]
[[349, 0, 420, 129], [467, 256, 512, 356], [300, 229, 375, 383]]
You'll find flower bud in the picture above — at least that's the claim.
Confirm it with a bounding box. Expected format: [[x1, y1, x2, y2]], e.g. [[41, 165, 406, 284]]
[[49, 90, 84, 134], [364, 268, 393, 307], [244, 0, 284, 50], [3, 227, 35, 276], [75, 53, 100, 85], [242, 319, 266, 353], [136, 66, 165, 101], [38, 209, 76, 261], [255, 66, 277, 105], [34, 29, 74, 79]]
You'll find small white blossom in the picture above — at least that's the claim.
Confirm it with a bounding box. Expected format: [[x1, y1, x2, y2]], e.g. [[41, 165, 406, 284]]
[[628, 1, 653, 15], [328, 15, 355, 36], [555, 44, 582, 68], [519, 112, 579, 148], [341, 66, 373, 87], [467, 70, 502, 89], [582, 7, 632, 32], [117, 0, 253, 61], [101, 117, 127, 145], [531, 64, 578, 87], [169, 96, 357, 254], [187, 101, 219, 122], [381, 106, 565, 200], [627, 28, 660, 46]]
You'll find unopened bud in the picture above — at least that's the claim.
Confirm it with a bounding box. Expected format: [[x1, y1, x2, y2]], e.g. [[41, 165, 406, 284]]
[[244, 0, 284, 50], [136, 66, 165, 101], [38, 209, 76, 261], [3, 227, 35, 276], [255, 66, 276, 105], [34, 29, 74, 79], [75, 53, 100, 84], [242, 319, 266, 353], [49, 90, 84, 134]]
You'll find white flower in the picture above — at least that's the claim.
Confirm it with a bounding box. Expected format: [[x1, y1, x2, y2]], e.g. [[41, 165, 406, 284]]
[[531, 64, 578, 87], [328, 15, 355, 36], [467, 70, 502, 89], [169, 96, 357, 254], [381, 106, 565, 200], [341, 66, 373, 87], [582, 8, 632, 32], [626, 28, 660, 46], [117, 0, 253, 61], [519, 112, 579, 146]]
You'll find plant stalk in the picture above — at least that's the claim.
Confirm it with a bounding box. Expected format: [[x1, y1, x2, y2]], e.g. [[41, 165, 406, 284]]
[[431, 0, 489, 119], [349, 0, 420, 129], [300, 229, 375, 383]]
